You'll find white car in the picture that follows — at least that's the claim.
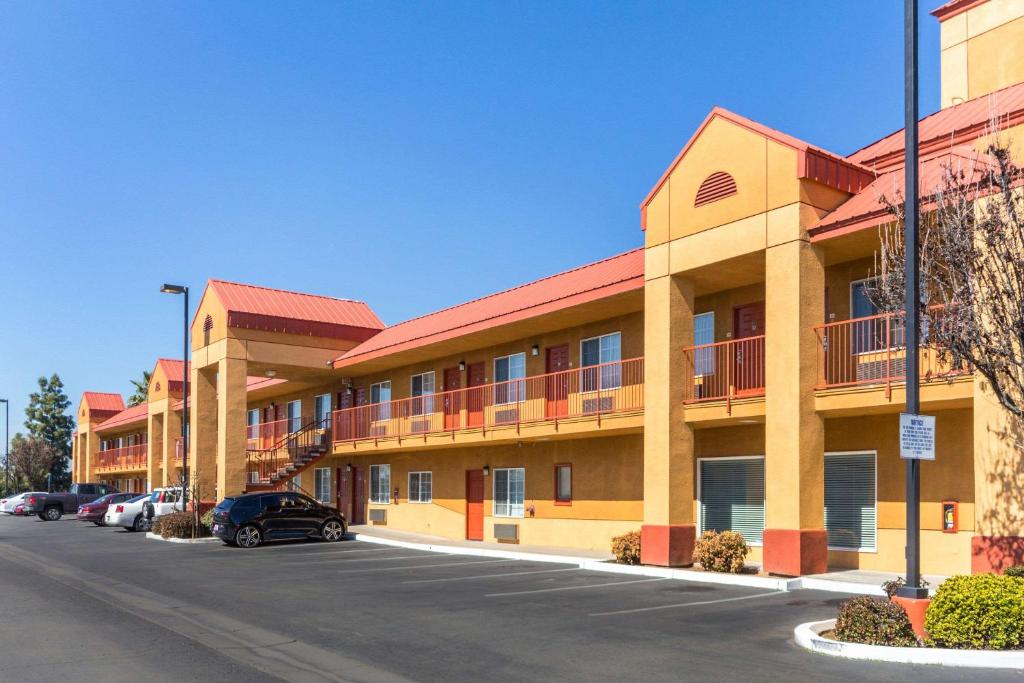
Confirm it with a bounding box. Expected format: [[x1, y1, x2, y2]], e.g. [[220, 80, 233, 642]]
[[143, 487, 185, 525], [1, 492, 45, 514], [104, 493, 152, 531]]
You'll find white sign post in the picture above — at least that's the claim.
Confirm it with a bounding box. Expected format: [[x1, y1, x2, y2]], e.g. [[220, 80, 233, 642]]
[[900, 413, 935, 460]]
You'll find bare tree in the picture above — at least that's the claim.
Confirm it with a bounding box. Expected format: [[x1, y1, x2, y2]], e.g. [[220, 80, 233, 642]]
[[9, 435, 60, 491]]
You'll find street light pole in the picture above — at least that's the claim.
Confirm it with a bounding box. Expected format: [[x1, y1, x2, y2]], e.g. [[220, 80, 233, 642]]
[[161, 284, 190, 511], [899, 0, 928, 600], [0, 399, 8, 494]]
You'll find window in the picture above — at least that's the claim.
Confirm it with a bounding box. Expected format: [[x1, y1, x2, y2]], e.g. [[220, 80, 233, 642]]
[[493, 467, 525, 517], [408, 471, 432, 503], [370, 381, 392, 421], [825, 452, 877, 552], [410, 372, 434, 416], [494, 352, 526, 404], [581, 332, 622, 391], [314, 394, 331, 426], [290, 473, 302, 493], [850, 278, 904, 352], [694, 312, 715, 376], [314, 467, 331, 504], [699, 457, 765, 544], [370, 464, 391, 504], [247, 408, 260, 440], [286, 400, 302, 433], [554, 464, 572, 504]]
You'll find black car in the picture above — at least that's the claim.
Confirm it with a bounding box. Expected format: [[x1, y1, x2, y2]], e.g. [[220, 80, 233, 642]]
[[211, 491, 347, 548]]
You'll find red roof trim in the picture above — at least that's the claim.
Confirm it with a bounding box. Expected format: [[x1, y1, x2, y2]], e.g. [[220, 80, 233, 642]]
[[930, 0, 989, 21], [95, 403, 149, 432], [225, 311, 381, 342]]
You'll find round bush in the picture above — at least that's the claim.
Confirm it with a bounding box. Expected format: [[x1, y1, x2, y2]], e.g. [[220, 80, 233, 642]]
[[693, 530, 749, 573], [611, 530, 641, 565], [925, 574, 1024, 650], [834, 596, 918, 647], [154, 511, 199, 539], [1004, 566, 1024, 578]]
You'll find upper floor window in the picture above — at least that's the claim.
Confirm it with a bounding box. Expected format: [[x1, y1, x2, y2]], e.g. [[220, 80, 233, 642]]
[[410, 372, 434, 416], [581, 332, 621, 391], [246, 408, 259, 440], [370, 381, 392, 421], [494, 352, 526, 404], [694, 171, 737, 207], [694, 312, 715, 376], [314, 393, 332, 426], [286, 399, 302, 433]]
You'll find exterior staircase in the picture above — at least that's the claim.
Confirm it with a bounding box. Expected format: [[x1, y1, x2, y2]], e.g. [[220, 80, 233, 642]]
[[245, 415, 332, 492]]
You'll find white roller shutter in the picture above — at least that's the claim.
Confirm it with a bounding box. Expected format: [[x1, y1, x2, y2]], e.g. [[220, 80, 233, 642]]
[[699, 457, 765, 544], [825, 452, 877, 551]]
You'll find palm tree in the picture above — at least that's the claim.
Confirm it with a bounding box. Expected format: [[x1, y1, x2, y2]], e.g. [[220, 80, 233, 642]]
[[127, 370, 152, 407]]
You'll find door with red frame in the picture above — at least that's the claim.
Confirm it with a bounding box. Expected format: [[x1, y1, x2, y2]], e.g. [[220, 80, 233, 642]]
[[466, 362, 486, 428], [351, 466, 366, 525], [443, 367, 462, 430], [353, 387, 368, 439], [466, 469, 484, 540], [545, 345, 570, 418], [733, 301, 766, 395], [336, 467, 351, 521]]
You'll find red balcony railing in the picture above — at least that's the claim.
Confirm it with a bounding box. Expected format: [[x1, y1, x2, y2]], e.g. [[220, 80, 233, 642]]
[[332, 357, 644, 445], [815, 311, 968, 395], [682, 336, 765, 410], [245, 418, 290, 452], [95, 444, 148, 472]]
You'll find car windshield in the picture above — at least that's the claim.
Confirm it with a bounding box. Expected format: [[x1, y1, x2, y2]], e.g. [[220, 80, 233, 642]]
[[128, 495, 148, 503], [216, 498, 236, 510], [148, 491, 160, 503], [93, 494, 117, 504]]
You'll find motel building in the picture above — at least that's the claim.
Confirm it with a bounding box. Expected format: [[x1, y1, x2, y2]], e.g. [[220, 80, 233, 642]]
[[73, 0, 1024, 576]]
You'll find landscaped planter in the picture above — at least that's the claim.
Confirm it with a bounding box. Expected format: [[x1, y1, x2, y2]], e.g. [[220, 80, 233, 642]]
[[795, 619, 1024, 670], [145, 531, 221, 544]]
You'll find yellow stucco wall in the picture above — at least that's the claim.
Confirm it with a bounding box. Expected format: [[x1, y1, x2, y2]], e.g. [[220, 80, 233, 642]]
[[939, 0, 1024, 108]]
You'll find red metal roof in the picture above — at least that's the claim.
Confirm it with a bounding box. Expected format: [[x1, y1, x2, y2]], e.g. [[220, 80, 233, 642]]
[[931, 0, 989, 21], [83, 392, 125, 414], [203, 279, 384, 341], [334, 249, 644, 368], [640, 106, 875, 226], [95, 403, 148, 433], [849, 82, 1024, 170], [155, 358, 189, 381]]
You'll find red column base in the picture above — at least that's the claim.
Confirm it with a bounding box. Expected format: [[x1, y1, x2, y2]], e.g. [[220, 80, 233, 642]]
[[640, 524, 695, 567], [971, 535, 1024, 574], [762, 528, 828, 576], [892, 596, 931, 639]]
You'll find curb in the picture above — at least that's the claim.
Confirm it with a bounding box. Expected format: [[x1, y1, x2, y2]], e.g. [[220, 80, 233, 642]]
[[350, 532, 593, 565], [145, 532, 221, 544], [795, 619, 1024, 669]]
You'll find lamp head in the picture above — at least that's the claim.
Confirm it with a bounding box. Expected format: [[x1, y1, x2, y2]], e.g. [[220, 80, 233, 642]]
[[160, 284, 187, 295]]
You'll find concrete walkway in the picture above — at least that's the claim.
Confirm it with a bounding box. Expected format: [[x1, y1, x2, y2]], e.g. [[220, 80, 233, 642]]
[[349, 524, 944, 596]]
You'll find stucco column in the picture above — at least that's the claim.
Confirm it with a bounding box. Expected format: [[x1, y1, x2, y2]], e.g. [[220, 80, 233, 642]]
[[763, 238, 826, 576], [191, 365, 218, 502], [641, 273, 697, 566], [84, 431, 99, 484], [162, 406, 182, 488], [217, 356, 248, 501], [972, 376, 1024, 573], [147, 408, 164, 492]]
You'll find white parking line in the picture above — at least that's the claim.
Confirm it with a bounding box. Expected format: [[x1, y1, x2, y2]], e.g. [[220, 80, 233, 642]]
[[336, 558, 512, 575], [264, 547, 403, 559], [402, 567, 582, 585], [485, 578, 666, 597], [588, 590, 787, 617]]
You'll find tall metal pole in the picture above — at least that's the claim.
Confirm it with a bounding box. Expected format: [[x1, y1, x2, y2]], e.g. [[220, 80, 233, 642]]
[[182, 286, 190, 511], [1, 399, 8, 494], [899, 0, 928, 600]]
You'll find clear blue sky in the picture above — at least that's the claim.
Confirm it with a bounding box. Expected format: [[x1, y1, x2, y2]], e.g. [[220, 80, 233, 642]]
[[0, 1, 941, 440]]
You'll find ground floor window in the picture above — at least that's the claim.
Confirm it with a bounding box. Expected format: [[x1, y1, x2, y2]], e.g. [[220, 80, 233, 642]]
[[314, 467, 331, 504], [493, 467, 525, 517], [370, 464, 390, 504], [698, 456, 765, 544], [408, 471, 432, 503], [824, 452, 877, 552], [554, 464, 572, 504]]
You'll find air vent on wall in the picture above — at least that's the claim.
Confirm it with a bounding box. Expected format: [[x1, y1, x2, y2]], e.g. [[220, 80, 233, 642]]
[[694, 171, 737, 207]]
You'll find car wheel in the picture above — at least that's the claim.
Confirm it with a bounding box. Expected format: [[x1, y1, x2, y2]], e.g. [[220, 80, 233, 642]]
[[93, 521, 104, 526], [235, 525, 262, 548], [320, 519, 346, 542], [37, 513, 47, 521], [44, 507, 62, 521], [132, 514, 146, 532]]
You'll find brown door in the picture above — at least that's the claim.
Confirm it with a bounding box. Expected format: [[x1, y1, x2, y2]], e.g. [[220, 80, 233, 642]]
[[545, 344, 570, 418], [261, 406, 273, 448], [443, 366, 462, 430], [466, 362, 486, 428], [336, 467, 351, 519], [274, 404, 287, 443], [733, 301, 766, 394], [352, 466, 366, 525], [466, 469, 484, 540], [336, 391, 352, 442]]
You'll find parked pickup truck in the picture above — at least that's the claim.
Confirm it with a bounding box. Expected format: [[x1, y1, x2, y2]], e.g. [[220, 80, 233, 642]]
[[23, 483, 117, 521]]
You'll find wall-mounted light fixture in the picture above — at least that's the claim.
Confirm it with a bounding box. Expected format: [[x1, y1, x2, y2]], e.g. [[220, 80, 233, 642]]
[[482, 465, 490, 476], [531, 344, 540, 356], [458, 360, 466, 372], [346, 463, 352, 472], [265, 369, 277, 378]]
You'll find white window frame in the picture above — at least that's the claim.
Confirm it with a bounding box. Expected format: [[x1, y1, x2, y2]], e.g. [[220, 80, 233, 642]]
[[580, 332, 622, 391], [493, 352, 526, 405], [370, 381, 392, 421], [410, 372, 435, 416], [370, 464, 391, 504], [247, 408, 260, 440], [493, 467, 525, 518], [693, 312, 715, 377], [825, 450, 878, 553], [408, 471, 432, 504], [286, 399, 302, 433], [314, 467, 331, 504], [314, 393, 331, 426], [696, 455, 765, 547]]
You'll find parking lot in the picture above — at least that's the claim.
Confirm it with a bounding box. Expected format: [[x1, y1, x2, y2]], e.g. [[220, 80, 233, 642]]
[[0, 515, 1012, 683]]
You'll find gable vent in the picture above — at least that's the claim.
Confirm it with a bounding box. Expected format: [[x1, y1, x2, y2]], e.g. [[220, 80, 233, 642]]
[[694, 171, 737, 207]]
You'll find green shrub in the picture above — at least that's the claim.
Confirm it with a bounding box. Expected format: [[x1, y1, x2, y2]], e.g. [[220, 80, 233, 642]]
[[611, 530, 641, 565], [693, 530, 748, 573], [925, 574, 1024, 650], [200, 508, 215, 532], [1004, 566, 1024, 578], [153, 511, 199, 539], [834, 596, 918, 647], [881, 575, 930, 599]]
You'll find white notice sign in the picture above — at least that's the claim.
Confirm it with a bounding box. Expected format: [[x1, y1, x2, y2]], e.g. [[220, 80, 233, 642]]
[[900, 413, 936, 460]]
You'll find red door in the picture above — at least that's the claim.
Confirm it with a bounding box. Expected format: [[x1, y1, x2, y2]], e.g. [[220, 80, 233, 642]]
[[733, 301, 766, 394], [466, 362, 486, 428], [545, 345, 570, 418], [443, 367, 462, 430], [352, 467, 366, 525], [336, 467, 351, 519], [466, 469, 484, 540]]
